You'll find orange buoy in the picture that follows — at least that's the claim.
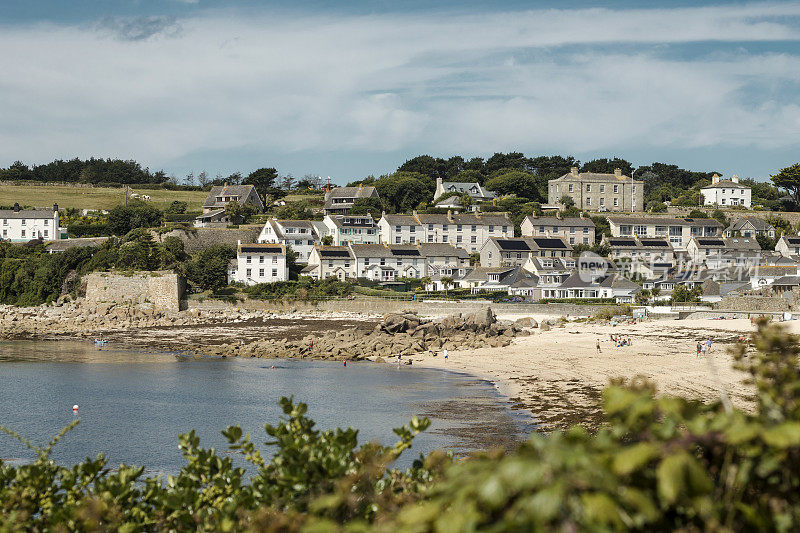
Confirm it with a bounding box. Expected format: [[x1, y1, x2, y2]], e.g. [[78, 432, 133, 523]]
[[72, 404, 79, 413]]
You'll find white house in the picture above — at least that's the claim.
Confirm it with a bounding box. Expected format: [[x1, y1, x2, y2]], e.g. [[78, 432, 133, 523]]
[[724, 217, 775, 238], [378, 211, 513, 253], [520, 214, 595, 245], [701, 174, 751, 208], [480, 237, 572, 268], [257, 219, 326, 263], [228, 242, 288, 285], [607, 216, 723, 251], [0, 203, 61, 242], [323, 185, 379, 215], [306, 246, 355, 280], [324, 214, 379, 246], [434, 177, 496, 204], [686, 236, 762, 269]]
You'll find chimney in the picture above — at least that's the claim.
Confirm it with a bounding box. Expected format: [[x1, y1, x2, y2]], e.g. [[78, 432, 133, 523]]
[[580, 212, 584, 219], [13, 202, 20, 212], [436, 176, 443, 190], [53, 203, 58, 212], [732, 174, 739, 184], [570, 167, 578, 177], [447, 209, 453, 222], [224, 182, 228, 187], [237, 239, 241, 246], [614, 168, 622, 178], [712, 174, 720, 184]]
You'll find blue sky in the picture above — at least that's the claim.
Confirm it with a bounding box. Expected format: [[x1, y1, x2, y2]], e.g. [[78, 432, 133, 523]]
[[1, 1, 799, 184]]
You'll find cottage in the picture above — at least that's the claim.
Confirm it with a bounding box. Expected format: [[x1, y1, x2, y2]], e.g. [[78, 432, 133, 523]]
[[306, 246, 355, 280], [228, 242, 288, 285], [0, 203, 61, 242], [324, 214, 379, 246], [686, 236, 762, 269], [775, 235, 800, 259], [480, 237, 572, 268], [701, 174, 751, 208], [323, 185, 379, 215], [406, 212, 513, 252], [724, 217, 775, 238], [257, 219, 326, 262], [434, 176, 496, 204], [196, 184, 263, 227]]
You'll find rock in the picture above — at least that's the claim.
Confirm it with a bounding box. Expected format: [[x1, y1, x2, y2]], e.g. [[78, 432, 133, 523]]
[[540, 322, 551, 331]]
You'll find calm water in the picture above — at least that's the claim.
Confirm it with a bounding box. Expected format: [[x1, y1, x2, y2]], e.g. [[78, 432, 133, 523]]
[[0, 340, 530, 473]]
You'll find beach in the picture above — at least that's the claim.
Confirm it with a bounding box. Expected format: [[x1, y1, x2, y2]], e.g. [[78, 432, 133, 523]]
[[412, 316, 761, 430]]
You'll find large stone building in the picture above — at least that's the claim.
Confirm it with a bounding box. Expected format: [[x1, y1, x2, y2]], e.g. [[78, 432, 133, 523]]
[[0, 203, 61, 242], [701, 174, 751, 209], [548, 167, 643, 212]]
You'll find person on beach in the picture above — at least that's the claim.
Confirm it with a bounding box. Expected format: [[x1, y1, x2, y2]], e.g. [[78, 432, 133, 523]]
[[443, 349, 448, 361], [706, 339, 713, 355], [596, 340, 602, 353], [696, 342, 702, 357]]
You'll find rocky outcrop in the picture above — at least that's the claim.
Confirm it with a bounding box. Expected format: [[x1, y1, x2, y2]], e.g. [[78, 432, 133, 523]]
[[201, 308, 532, 361]]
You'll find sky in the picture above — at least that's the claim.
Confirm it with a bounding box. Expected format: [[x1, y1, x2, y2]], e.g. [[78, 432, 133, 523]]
[[1, 1, 799, 184]]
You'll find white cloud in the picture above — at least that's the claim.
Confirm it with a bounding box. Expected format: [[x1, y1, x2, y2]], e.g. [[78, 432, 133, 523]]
[[0, 3, 799, 175]]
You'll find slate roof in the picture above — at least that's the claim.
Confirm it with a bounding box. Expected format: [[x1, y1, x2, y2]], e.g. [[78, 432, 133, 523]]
[[45, 237, 108, 252], [773, 275, 800, 287], [323, 186, 378, 209], [238, 243, 285, 254], [702, 179, 749, 189], [349, 244, 393, 258], [551, 171, 640, 183], [417, 243, 471, 259], [316, 246, 353, 259], [523, 216, 595, 227], [203, 185, 260, 209], [607, 216, 723, 227], [0, 207, 57, 219], [439, 181, 496, 199], [727, 217, 774, 233], [381, 214, 419, 226]]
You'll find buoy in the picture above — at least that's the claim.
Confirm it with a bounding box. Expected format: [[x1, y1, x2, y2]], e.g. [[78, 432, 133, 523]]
[[72, 405, 79, 413], [343, 360, 347, 367]]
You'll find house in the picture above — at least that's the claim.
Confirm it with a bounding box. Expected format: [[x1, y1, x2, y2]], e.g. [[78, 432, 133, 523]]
[[724, 217, 775, 238], [480, 237, 572, 268], [323, 185, 379, 215], [376, 214, 423, 245], [605, 236, 675, 264], [197, 184, 264, 227], [350, 244, 428, 280], [772, 276, 800, 298], [324, 214, 379, 246], [460, 266, 515, 292], [607, 216, 723, 251], [306, 246, 355, 280], [520, 214, 595, 245], [0, 203, 61, 242], [748, 265, 799, 290], [522, 256, 573, 290], [542, 272, 641, 303], [701, 174, 751, 208], [257, 219, 326, 263], [775, 235, 800, 259], [700, 279, 752, 303], [228, 242, 288, 285], [411, 212, 513, 252], [686, 236, 762, 269], [433, 177, 496, 206], [547, 167, 644, 211]]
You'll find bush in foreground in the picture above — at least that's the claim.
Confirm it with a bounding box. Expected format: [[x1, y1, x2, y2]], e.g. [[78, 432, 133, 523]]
[[2, 320, 800, 531]]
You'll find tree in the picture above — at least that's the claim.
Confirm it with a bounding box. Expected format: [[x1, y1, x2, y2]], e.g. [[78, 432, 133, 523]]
[[322, 235, 333, 245], [243, 168, 280, 198], [647, 201, 667, 213], [688, 209, 709, 218], [285, 245, 302, 280], [107, 202, 163, 235], [282, 175, 296, 191], [419, 276, 431, 291], [197, 171, 209, 187], [560, 195, 575, 209], [670, 284, 702, 303], [440, 276, 454, 297], [183, 244, 236, 293], [165, 201, 187, 214], [634, 289, 651, 305], [350, 197, 384, 216], [224, 200, 255, 225], [756, 233, 777, 251], [485, 171, 540, 201], [771, 163, 800, 205], [373, 172, 435, 213], [581, 158, 634, 176], [710, 209, 728, 228]]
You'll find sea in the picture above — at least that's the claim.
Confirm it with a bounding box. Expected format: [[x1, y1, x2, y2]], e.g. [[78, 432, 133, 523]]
[[0, 339, 531, 474]]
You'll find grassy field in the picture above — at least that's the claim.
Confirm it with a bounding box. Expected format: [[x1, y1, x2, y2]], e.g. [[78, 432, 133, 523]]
[[0, 184, 209, 212]]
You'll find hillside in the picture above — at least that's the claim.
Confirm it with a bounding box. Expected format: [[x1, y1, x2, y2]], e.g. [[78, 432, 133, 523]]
[[0, 184, 209, 212]]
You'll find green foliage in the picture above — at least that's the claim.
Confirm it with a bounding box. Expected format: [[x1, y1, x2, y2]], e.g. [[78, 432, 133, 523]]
[[243, 167, 284, 200], [756, 233, 778, 251], [68, 221, 111, 237], [688, 209, 709, 218], [581, 157, 634, 176], [241, 277, 354, 300], [573, 242, 612, 257], [647, 201, 667, 213], [322, 235, 334, 245], [485, 170, 540, 201], [350, 196, 384, 216], [372, 171, 435, 213], [771, 163, 800, 205], [0, 157, 167, 184], [182, 244, 236, 293], [165, 200, 188, 214], [670, 284, 703, 303], [559, 195, 575, 208], [710, 208, 729, 228], [107, 201, 163, 235], [273, 201, 319, 221]]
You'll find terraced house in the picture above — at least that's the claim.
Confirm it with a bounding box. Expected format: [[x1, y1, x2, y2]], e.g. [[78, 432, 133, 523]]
[[323, 185, 379, 215], [520, 214, 595, 245], [548, 167, 643, 211], [686, 236, 762, 269], [480, 237, 573, 268], [257, 219, 327, 262], [775, 235, 800, 259], [228, 242, 288, 285], [607, 216, 723, 251], [305, 246, 354, 280], [323, 214, 379, 246], [377, 211, 513, 253]]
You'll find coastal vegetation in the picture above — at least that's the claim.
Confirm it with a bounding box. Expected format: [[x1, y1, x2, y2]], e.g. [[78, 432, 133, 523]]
[[2, 320, 800, 531]]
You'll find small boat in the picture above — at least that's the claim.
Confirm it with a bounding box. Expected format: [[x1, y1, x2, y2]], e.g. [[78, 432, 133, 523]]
[[93, 339, 109, 346]]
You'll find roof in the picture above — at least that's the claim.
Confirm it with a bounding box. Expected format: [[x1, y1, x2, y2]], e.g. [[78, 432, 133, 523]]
[[196, 208, 226, 220], [750, 265, 797, 276], [523, 216, 595, 227], [702, 180, 749, 190], [316, 246, 353, 259], [0, 207, 57, 219], [238, 243, 285, 254], [607, 216, 723, 227], [349, 244, 393, 258], [203, 185, 260, 208], [275, 219, 315, 228], [599, 274, 641, 290], [727, 217, 774, 232], [551, 171, 640, 183], [495, 239, 531, 251], [463, 266, 515, 282], [417, 243, 471, 259], [325, 214, 375, 228], [439, 181, 496, 199], [526, 257, 574, 272], [325, 186, 378, 199], [381, 214, 419, 226], [782, 236, 800, 245], [772, 275, 800, 287]]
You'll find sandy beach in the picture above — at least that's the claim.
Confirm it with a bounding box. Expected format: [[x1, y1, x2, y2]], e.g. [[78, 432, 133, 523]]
[[412, 317, 764, 430]]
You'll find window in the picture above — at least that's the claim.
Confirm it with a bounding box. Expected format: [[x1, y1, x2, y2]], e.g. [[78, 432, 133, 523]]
[[489, 225, 494, 232], [365, 258, 370, 265], [21, 220, 26, 226], [540, 226, 545, 232], [470, 236, 477, 243], [471, 225, 477, 232], [328, 260, 334, 267], [272, 256, 278, 263], [272, 269, 278, 276], [613, 198, 619, 207], [410, 226, 415, 232], [428, 235, 434, 242], [568, 184, 574, 192], [443, 235, 449, 242], [2, 230, 5, 237], [443, 225, 448, 231], [1, 219, 5, 225], [457, 235, 463, 243], [428, 224, 433, 231], [502, 226, 508, 233], [599, 198, 605, 206], [246, 255, 252, 264], [634, 225, 647, 236], [409, 236, 415, 243], [655, 226, 666, 235], [395, 225, 401, 232], [246, 268, 251, 276], [586, 197, 591, 205], [620, 225, 632, 235], [583, 237, 589, 244], [586, 184, 591, 192], [600, 185, 605, 193], [396, 236, 401, 243], [570, 227, 575, 233], [43, 230, 48, 237], [259, 256, 265, 264], [457, 225, 462, 231], [569, 237, 575, 244], [583, 227, 589, 234], [259, 269, 265, 276], [614, 184, 619, 193], [380, 258, 385, 265]]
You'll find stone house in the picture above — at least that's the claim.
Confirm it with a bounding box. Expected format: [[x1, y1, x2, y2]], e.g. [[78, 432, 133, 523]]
[[1, 203, 61, 242], [196, 184, 264, 227], [323, 185, 379, 215], [701, 174, 751, 208], [724, 216, 775, 238], [775, 235, 800, 259], [433, 177, 496, 205], [686, 236, 762, 269], [228, 242, 288, 285], [520, 214, 595, 245], [306, 246, 355, 280], [547, 167, 643, 211]]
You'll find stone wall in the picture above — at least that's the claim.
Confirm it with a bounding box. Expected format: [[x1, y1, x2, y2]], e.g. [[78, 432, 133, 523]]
[[152, 226, 262, 253], [85, 271, 185, 312], [714, 295, 791, 312]]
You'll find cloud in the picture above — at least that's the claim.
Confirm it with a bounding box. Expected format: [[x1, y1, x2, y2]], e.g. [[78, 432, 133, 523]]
[[94, 15, 182, 41], [1, 3, 799, 177]]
